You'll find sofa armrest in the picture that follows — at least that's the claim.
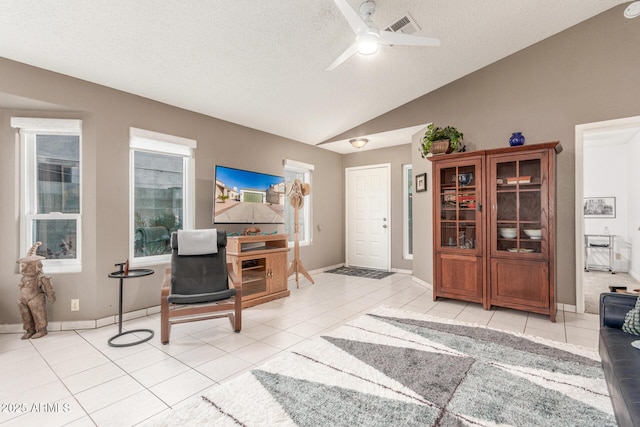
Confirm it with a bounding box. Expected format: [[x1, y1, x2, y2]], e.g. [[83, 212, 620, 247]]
[[600, 292, 637, 328]]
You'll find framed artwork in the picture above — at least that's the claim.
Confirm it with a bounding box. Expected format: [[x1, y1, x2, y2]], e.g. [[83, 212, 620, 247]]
[[584, 197, 616, 218], [416, 173, 427, 193]]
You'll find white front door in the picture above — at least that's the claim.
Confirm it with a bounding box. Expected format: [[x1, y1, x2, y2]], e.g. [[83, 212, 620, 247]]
[[346, 164, 390, 270]]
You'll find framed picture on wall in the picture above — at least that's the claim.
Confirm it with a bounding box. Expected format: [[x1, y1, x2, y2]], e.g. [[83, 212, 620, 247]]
[[584, 197, 616, 218], [416, 173, 427, 193]]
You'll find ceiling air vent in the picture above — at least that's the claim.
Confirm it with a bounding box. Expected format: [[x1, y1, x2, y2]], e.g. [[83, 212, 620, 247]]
[[384, 13, 420, 35]]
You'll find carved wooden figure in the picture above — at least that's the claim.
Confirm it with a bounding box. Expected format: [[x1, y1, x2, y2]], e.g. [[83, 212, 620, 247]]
[[17, 242, 56, 339]]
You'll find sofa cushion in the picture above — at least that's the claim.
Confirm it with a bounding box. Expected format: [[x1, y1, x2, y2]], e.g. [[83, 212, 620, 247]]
[[622, 296, 640, 336]]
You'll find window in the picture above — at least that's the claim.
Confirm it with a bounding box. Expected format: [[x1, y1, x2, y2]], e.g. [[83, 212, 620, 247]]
[[12, 118, 82, 273], [130, 128, 195, 265], [403, 164, 413, 259], [284, 159, 314, 247]]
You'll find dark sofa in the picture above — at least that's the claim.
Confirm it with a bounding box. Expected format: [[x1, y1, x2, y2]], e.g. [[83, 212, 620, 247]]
[[599, 292, 640, 427]]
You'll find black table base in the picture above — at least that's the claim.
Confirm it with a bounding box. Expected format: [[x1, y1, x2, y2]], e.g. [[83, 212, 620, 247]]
[[108, 263, 155, 347], [108, 328, 154, 347]]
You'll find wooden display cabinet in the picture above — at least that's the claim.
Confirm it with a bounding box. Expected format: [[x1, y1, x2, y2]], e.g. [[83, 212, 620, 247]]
[[431, 152, 486, 306], [226, 234, 290, 308], [429, 142, 561, 321]]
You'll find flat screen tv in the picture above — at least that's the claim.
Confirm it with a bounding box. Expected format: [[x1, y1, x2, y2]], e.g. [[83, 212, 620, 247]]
[[213, 165, 286, 224]]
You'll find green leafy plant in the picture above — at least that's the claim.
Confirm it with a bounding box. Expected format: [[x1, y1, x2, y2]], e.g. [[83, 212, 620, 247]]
[[217, 194, 229, 203], [420, 124, 464, 157]]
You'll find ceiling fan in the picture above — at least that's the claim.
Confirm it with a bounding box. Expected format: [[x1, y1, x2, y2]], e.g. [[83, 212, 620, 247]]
[[327, 0, 441, 71]]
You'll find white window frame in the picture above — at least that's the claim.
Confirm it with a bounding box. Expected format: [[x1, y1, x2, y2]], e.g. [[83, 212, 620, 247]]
[[129, 128, 196, 266], [284, 159, 314, 247], [403, 164, 413, 260], [12, 117, 83, 273]]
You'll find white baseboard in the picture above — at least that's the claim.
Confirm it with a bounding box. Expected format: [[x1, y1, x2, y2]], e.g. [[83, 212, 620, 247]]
[[0, 305, 162, 334], [557, 303, 578, 313], [287, 263, 345, 281], [411, 276, 433, 290]]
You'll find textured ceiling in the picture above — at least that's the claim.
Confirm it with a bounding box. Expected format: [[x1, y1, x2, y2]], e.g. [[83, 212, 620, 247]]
[[0, 0, 627, 152]]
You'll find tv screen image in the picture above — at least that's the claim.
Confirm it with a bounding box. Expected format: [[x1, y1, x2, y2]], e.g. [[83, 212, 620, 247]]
[[213, 165, 285, 224]]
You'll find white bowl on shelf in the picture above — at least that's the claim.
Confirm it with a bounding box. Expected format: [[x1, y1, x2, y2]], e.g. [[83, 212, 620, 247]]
[[524, 229, 542, 239], [499, 228, 517, 239]]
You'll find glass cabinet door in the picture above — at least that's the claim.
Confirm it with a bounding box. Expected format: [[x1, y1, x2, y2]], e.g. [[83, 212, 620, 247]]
[[437, 159, 482, 255], [491, 152, 548, 256], [240, 257, 268, 299]]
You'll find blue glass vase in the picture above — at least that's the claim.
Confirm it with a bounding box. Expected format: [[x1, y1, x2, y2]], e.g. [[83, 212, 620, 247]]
[[509, 132, 525, 146]]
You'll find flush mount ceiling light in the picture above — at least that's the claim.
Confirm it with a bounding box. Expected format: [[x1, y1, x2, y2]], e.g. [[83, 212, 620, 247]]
[[625, 1, 640, 18], [350, 138, 368, 148]]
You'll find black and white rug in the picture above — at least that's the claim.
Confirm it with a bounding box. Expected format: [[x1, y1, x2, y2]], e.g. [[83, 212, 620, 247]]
[[153, 307, 615, 426], [326, 266, 394, 280]]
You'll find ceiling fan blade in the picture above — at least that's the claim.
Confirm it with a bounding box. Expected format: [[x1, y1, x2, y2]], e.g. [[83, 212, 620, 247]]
[[332, 0, 369, 33], [380, 31, 441, 47], [326, 42, 359, 71]]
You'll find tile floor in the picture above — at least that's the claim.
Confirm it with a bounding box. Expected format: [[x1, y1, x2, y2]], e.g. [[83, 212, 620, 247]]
[[0, 272, 601, 426]]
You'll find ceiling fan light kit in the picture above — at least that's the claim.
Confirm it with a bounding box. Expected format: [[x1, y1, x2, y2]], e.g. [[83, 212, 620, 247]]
[[357, 31, 380, 55], [327, 0, 441, 70], [624, 1, 640, 18]]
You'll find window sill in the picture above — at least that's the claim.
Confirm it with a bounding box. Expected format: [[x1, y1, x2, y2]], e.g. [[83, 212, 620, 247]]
[[288, 241, 310, 248], [42, 263, 82, 274], [130, 255, 171, 268]]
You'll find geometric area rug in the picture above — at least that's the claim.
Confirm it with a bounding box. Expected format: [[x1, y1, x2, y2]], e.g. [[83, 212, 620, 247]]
[[151, 307, 616, 426]]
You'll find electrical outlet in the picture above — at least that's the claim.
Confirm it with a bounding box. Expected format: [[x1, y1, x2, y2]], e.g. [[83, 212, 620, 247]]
[[615, 253, 622, 260], [71, 299, 79, 311]]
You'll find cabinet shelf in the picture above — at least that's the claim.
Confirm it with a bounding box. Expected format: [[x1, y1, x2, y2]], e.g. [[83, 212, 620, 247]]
[[497, 238, 542, 242], [441, 184, 476, 190], [241, 271, 265, 283]]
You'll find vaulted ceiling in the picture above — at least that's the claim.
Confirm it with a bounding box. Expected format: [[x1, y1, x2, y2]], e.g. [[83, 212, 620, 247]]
[[0, 0, 627, 152]]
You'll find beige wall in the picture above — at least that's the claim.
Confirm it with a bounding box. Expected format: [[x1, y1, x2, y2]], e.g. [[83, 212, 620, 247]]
[[0, 59, 345, 324], [332, 5, 640, 304], [343, 143, 414, 271]]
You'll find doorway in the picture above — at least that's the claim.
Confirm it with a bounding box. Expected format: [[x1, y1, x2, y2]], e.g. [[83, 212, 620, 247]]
[[575, 116, 640, 313], [345, 164, 391, 270]]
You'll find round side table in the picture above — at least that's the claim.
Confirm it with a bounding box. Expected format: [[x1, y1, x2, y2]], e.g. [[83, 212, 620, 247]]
[[107, 263, 155, 347]]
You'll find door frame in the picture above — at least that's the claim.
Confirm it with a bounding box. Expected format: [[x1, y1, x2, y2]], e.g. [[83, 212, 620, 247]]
[[345, 163, 391, 271], [575, 115, 640, 313]]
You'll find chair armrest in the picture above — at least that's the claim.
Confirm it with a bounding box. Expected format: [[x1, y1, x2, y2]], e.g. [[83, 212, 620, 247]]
[[600, 292, 637, 328], [227, 264, 241, 291], [161, 267, 171, 298]]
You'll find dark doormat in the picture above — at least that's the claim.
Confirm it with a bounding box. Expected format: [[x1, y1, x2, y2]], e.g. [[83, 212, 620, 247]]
[[326, 266, 395, 280]]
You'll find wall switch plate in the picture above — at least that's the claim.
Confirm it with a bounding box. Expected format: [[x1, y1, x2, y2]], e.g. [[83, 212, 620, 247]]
[[71, 299, 80, 311]]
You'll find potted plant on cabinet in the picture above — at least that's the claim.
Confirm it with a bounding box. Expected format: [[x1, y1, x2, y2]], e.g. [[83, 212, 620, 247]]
[[420, 124, 464, 157]]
